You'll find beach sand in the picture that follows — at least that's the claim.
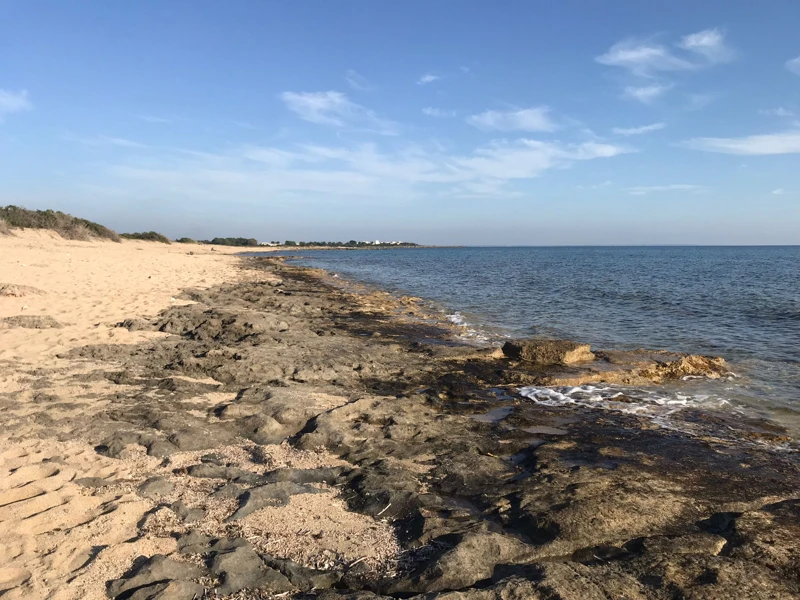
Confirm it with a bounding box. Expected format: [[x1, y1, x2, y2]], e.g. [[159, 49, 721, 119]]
[[0, 232, 398, 599], [1, 229, 798, 600]]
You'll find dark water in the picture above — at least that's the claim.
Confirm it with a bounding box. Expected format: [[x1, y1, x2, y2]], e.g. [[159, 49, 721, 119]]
[[275, 246, 800, 432]]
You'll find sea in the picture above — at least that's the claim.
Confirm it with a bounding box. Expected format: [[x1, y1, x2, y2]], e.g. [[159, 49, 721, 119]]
[[272, 246, 800, 436]]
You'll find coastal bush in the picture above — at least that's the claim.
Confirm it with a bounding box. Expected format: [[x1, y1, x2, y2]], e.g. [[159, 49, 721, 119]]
[[120, 231, 172, 244], [175, 237, 198, 244], [0, 219, 10, 235], [0, 205, 120, 242], [202, 237, 259, 247]]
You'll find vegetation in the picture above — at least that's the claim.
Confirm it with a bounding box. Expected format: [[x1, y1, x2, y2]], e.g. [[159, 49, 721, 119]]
[[0, 205, 120, 242], [175, 237, 198, 244], [0, 219, 9, 236], [285, 240, 419, 247], [201, 237, 259, 247], [120, 231, 172, 244]]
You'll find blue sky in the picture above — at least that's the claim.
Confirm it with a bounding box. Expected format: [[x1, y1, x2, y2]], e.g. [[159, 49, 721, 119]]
[[1, 0, 799, 244]]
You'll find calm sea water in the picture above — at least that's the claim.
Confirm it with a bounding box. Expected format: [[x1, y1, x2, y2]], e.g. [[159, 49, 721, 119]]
[[276, 247, 800, 433]]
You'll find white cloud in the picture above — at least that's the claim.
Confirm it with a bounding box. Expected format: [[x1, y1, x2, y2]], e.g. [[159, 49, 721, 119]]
[[772, 188, 786, 195], [628, 184, 704, 195], [597, 28, 734, 77], [466, 106, 558, 132], [622, 84, 672, 104], [786, 56, 800, 75], [759, 107, 794, 118], [0, 89, 32, 121], [100, 135, 629, 206], [612, 122, 666, 136], [138, 115, 171, 124], [280, 90, 398, 135], [683, 129, 800, 155], [345, 70, 372, 91], [596, 39, 694, 76], [422, 107, 456, 118], [63, 133, 147, 148], [678, 28, 734, 64], [577, 180, 613, 190], [417, 73, 440, 85]]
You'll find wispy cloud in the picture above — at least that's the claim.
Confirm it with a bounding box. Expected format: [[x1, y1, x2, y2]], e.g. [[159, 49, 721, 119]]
[[417, 73, 440, 85], [622, 84, 672, 104], [422, 107, 456, 118], [678, 28, 735, 64], [138, 114, 171, 124], [787, 56, 800, 76], [597, 28, 734, 77], [772, 188, 786, 195], [0, 89, 32, 122], [466, 106, 558, 132], [345, 69, 373, 92], [759, 107, 794, 118], [280, 90, 398, 135], [628, 184, 704, 195], [63, 133, 148, 148], [682, 129, 800, 155], [577, 180, 613, 190], [596, 39, 694, 76], [100, 135, 630, 205], [612, 122, 666, 136]]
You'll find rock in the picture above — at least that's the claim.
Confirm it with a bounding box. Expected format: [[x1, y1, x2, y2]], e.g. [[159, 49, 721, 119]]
[[0, 283, 44, 297], [74, 477, 115, 489], [170, 501, 205, 524], [123, 580, 205, 600], [261, 467, 346, 485], [175, 530, 214, 555], [137, 476, 174, 498], [209, 544, 293, 595], [228, 482, 325, 520], [501, 339, 595, 365], [642, 533, 727, 556], [116, 317, 152, 331], [1, 315, 63, 329], [386, 531, 537, 594], [264, 555, 341, 591], [186, 463, 264, 485], [106, 555, 206, 599]]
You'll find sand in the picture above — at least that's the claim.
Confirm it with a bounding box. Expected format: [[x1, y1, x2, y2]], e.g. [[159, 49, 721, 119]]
[[0, 231, 398, 599]]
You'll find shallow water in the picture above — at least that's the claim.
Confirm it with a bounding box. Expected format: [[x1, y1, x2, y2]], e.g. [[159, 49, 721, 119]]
[[274, 246, 800, 433]]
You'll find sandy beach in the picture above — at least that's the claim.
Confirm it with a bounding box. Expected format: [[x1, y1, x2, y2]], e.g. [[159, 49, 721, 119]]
[[1, 230, 798, 600]]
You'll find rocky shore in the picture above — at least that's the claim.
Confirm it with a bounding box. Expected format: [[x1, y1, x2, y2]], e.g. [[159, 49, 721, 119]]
[[2, 250, 799, 599]]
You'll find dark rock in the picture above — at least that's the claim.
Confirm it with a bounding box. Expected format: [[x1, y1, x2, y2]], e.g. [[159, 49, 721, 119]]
[[186, 462, 264, 485], [137, 476, 174, 498], [106, 555, 206, 599], [175, 530, 214, 555], [261, 466, 347, 485], [122, 580, 205, 600], [170, 501, 205, 524], [116, 318, 152, 332], [501, 339, 595, 365], [209, 544, 293, 595], [75, 477, 116, 489], [228, 482, 325, 520], [264, 555, 341, 591], [1, 315, 63, 329]]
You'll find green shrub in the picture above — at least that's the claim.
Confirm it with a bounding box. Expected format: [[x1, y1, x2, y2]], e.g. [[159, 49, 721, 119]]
[[120, 231, 172, 244], [0, 205, 120, 242], [201, 237, 259, 247], [175, 237, 197, 244]]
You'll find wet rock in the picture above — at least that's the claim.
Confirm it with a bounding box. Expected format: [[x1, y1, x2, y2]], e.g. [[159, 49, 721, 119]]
[[209, 544, 292, 595], [106, 555, 206, 599], [502, 339, 595, 365], [2, 315, 63, 329], [137, 476, 174, 498], [228, 482, 325, 520]]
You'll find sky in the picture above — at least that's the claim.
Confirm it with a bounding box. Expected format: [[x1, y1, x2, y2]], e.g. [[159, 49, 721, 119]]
[[1, 0, 799, 245]]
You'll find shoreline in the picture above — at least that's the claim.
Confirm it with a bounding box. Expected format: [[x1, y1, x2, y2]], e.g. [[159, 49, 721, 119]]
[[1, 237, 799, 599]]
